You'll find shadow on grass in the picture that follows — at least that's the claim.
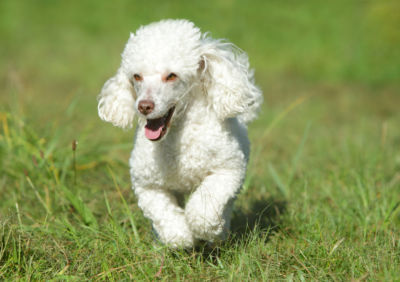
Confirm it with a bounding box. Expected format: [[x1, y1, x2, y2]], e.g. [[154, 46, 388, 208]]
[[231, 196, 287, 239]]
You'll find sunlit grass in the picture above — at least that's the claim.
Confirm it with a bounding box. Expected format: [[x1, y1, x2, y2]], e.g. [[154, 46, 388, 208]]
[[1, 0, 400, 280]]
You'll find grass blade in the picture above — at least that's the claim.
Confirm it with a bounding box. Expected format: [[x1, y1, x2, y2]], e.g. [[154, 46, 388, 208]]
[[288, 122, 311, 185], [106, 166, 140, 242], [268, 163, 287, 197], [60, 185, 98, 229]]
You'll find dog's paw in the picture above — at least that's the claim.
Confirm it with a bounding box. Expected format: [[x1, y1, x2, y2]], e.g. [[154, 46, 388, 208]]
[[185, 195, 228, 242], [155, 217, 196, 249]]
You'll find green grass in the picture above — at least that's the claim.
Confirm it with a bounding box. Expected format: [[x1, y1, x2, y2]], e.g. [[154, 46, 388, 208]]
[[1, 0, 400, 280]]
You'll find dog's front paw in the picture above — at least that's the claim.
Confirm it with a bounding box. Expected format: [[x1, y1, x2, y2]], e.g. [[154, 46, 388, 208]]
[[154, 217, 196, 249], [185, 194, 229, 242]]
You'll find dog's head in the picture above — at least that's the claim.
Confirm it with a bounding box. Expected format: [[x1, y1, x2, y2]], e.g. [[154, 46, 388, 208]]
[[98, 19, 262, 141]]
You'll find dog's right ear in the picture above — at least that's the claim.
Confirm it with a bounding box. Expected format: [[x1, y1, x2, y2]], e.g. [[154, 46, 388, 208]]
[[97, 68, 136, 129]]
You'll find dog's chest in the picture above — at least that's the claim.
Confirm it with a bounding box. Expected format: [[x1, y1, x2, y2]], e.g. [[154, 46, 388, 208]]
[[130, 113, 234, 192], [156, 133, 218, 191]]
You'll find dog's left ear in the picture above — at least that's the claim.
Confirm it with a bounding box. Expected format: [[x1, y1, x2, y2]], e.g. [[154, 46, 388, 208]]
[[97, 68, 136, 129], [199, 41, 263, 123]]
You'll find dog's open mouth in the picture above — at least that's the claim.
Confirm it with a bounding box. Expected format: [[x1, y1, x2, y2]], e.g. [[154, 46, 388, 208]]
[[144, 107, 175, 141]]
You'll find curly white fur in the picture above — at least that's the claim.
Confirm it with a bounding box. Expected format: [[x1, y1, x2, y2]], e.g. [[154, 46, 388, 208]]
[[98, 19, 263, 248]]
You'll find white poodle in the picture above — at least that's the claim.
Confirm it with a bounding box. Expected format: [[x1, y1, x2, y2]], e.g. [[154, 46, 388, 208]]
[[98, 19, 262, 248]]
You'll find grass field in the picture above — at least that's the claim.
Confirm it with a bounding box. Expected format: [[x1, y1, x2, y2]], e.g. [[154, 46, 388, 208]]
[[1, 0, 400, 280]]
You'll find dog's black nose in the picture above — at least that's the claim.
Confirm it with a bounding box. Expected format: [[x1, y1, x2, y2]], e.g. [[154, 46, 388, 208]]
[[138, 100, 155, 115]]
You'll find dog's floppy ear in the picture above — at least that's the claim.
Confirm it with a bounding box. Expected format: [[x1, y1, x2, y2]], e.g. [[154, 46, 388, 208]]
[[199, 40, 262, 123], [97, 68, 136, 129]]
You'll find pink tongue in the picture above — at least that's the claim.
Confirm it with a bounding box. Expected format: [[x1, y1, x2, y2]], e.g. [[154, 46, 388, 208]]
[[144, 118, 165, 140]]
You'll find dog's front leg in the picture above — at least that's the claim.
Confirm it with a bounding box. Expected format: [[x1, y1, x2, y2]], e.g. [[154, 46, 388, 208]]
[[185, 170, 244, 242], [134, 187, 195, 248]]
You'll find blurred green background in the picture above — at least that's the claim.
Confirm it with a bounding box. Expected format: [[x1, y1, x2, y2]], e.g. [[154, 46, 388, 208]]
[[1, 0, 399, 124], [1, 0, 399, 279]]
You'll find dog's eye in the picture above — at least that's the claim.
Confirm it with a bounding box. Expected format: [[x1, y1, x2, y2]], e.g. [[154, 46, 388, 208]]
[[165, 73, 178, 82], [133, 74, 143, 82]]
